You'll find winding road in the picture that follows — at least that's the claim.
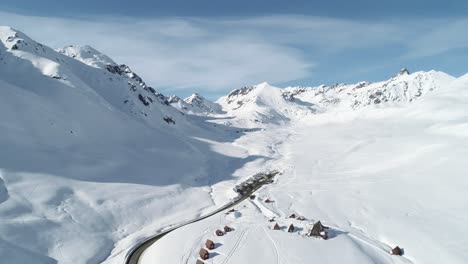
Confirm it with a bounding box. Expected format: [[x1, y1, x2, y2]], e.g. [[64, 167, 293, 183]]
[[124, 171, 279, 264]]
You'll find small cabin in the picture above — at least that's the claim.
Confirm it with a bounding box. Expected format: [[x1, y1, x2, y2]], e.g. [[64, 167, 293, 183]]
[[215, 229, 224, 236], [264, 198, 273, 203], [392, 246, 403, 256], [199, 248, 209, 260], [273, 223, 280, 230], [308, 221, 328, 239], [297, 216, 305, 221], [288, 224, 295, 233], [205, 239, 215, 250], [289, 213, 296, 219], [224, 226, 233, 232]]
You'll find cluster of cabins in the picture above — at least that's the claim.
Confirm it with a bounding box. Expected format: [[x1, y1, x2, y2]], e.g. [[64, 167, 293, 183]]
[[270, 212, 329, 239], [196, 225, 233, 263], [196, 193, 403, 263], [265, 198, 329, 239], [266, 198, 405, 256]]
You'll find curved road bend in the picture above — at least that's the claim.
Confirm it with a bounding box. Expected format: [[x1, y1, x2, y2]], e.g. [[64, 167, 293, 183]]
[[124, 172, 278, 264]]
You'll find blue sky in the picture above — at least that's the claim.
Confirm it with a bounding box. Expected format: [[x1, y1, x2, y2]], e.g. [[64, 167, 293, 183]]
[[1, 1, 467, 98]]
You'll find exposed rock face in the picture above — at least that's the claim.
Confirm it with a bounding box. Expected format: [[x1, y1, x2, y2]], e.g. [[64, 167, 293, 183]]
[[396, 68, 410, 76]]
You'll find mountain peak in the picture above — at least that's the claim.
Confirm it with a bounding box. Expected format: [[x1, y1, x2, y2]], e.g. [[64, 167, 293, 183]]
[[256, 81, 271, 87], [185, 93, 203, 103], [395, 68, 410, 77], [58, 45, 117, 69], [0, 26, 37, 51]]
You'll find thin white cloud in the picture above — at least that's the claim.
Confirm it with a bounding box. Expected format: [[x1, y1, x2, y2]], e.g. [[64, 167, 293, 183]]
[[0, 11, 466, 93], [404, 18, 468, 58], [0, 12, 313, 92]]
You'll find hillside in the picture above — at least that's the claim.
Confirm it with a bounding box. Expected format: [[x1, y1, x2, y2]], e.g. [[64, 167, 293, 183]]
[[0, 26, 255, 264]]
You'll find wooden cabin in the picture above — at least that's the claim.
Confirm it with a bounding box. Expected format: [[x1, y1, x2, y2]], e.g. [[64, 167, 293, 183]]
[[273, 223, 280, 230], [205, 239, 215, 250], [392, 246, 403, 256], [215, 229, 224, 236], [199, 248, 209, 260], [288, 224, 295, 233], [289, 213, 296, 219], [224, 226, 233, 232], [308, 221, 328, 239], [264, 198, 273, 203], [297, 216, 306, 221]]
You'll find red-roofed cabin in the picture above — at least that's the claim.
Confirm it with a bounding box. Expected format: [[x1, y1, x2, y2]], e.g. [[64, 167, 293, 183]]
[[199, 248, 209, 260], [288, 224, 295, 233], [264, 198, 273, 203], [205, 239, 215, 250], [289, 214, 296, 219], [273, 223, 280, 230], [215, 229, 224, 236], [224, 226, 233, 232], [392, 246, 403, 256]]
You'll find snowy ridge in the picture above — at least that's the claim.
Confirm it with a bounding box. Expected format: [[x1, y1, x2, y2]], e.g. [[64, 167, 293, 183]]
[[58, 45, 117, 69], [283, 69, 455, 110], [216, 71, 454, 128]]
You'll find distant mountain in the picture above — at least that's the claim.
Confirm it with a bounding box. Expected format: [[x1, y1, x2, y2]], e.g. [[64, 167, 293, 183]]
[[215, 70, 455, 128], [283, 69, 455, 109], [169, 93, 223, 116], [217, 82, 315, 127]]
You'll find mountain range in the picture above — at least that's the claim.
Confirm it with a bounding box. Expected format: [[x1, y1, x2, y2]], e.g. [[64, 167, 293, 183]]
[[1, 26, 467, 264]]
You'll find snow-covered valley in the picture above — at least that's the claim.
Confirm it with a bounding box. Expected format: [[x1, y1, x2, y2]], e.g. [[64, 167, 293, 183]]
[[1, 25, 467, 264]]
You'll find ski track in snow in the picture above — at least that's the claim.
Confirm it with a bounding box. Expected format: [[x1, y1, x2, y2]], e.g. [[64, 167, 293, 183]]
[[220, 228, 249, 264], [182, 227, 212, 264], [262, 226, 281, 264]]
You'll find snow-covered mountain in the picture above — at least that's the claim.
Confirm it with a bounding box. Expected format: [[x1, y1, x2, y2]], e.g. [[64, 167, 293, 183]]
[[0, 26, 245, 264], [217, 82, 317, 128], [169, 93, 223, 116], [283, 69, 455, 109], [0, 26, 183, 130], [1, 25, 467, 264], [215, 70, 454, 128]]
